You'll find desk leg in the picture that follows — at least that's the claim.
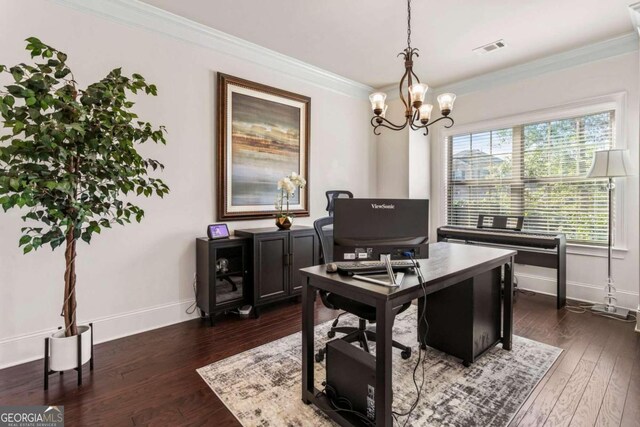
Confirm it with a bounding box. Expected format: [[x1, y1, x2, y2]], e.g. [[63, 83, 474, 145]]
[[503, 258, 514, 351], [301, 278, 315, 404], [375, 299, 393, 427]]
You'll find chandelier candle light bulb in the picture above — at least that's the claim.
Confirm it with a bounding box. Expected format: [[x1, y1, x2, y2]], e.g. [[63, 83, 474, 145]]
[[369, 92, 387, 115], [409, 83, 428, 107], [418, 104, 433, 123], [437, 93, 456, 116], [369, 0, 457, 135]]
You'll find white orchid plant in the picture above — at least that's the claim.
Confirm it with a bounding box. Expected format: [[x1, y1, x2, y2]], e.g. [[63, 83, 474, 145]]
[[275, 172, 307, 218]]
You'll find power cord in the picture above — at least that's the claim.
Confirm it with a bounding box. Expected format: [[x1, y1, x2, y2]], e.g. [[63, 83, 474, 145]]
[[391, 252, 430, 426], [317, 384, 376, 427], [186, 274, 198, 315], [565, 302, 637, 323]]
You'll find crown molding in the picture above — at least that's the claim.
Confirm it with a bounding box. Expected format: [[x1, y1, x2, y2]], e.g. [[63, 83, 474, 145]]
[[50, 0, 374, 99], [376, 32, 638, 100], [433, 32, 638, 96], [631, 3, 640, 35]]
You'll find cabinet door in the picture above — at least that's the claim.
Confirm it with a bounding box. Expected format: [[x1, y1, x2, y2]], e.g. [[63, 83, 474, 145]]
[[289, 231, 318, 294], [255, 234, 289, 302]]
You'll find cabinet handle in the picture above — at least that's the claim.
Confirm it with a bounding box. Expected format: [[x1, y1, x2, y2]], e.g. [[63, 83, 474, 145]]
[[290, 253, 294, 266], [284, 254, 290, 266]]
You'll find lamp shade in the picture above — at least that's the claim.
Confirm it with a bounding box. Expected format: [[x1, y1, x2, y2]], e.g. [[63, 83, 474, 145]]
[[587, 149, 631, 178]]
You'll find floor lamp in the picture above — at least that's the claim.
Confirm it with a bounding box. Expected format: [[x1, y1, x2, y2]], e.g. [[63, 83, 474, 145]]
[[587, 148, 631, 319]]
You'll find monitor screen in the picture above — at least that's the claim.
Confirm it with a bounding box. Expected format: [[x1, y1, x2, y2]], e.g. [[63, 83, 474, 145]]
[[333, 198, 429, 260]]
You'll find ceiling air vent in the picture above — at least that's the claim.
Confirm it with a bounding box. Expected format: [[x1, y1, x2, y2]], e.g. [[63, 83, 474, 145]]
[[473, 40, 507, 55]]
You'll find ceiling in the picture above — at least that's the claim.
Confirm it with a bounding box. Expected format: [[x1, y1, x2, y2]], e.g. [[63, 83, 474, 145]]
[[140, 0, 635, 89]]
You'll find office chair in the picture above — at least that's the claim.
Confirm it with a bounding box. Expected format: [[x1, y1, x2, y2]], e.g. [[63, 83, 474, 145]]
[[325, 190, 353, 216], [313, 217, 412, 362]]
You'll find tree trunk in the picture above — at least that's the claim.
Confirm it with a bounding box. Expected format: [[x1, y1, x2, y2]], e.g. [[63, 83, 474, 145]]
[[63, 226, 78, 337]]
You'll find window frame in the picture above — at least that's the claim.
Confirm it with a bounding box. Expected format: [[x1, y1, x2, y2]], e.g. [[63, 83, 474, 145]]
[[439, 92, 628, 253]]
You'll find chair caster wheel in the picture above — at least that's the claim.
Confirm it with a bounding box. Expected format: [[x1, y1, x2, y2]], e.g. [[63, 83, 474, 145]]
[[327, 330, 336, 338], [463, 360, 471, 367], [401, 348, 412, 360], [420, 343, 427, 350], [315, 350, 325, 363]]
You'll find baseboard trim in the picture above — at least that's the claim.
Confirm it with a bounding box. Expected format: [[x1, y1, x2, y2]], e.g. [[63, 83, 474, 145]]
[[515, 272, 639, 311], [0, 299, 198, 370]]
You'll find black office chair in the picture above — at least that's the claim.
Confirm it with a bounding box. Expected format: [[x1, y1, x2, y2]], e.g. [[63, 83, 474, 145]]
[[314, 217, 412, 362], [325, 190, 353, 216]]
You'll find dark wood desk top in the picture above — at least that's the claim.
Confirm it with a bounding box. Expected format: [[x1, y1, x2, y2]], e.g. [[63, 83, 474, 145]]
[[300, 242, 516, 302]]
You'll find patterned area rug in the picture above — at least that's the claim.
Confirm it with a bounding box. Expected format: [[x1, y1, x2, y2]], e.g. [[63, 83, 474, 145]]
[[197, 306, 561, 426]]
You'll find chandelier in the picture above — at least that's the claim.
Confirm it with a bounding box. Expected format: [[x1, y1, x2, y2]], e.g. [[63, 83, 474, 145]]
[[369, 0, 456, 135]]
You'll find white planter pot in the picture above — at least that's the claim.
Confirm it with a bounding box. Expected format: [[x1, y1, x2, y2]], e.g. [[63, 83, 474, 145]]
[[49, 324, 92, 371]]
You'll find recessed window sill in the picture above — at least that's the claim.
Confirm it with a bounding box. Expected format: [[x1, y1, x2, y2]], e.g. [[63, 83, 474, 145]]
[[567, 243, 627, 259]]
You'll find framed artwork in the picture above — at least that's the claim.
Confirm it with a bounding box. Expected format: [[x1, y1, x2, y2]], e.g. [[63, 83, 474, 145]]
[[217, 73, 310, 220]]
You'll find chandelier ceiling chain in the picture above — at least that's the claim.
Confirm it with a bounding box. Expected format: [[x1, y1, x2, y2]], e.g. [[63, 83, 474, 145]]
[[406, 0, 412, 50], [369, 0, 457, 136]]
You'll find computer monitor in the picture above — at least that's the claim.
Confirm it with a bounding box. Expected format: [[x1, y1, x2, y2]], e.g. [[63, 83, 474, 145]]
[[333, 198, 429, 261]]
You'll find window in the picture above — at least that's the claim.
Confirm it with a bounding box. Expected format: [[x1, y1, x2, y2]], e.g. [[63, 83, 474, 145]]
[[447, 111, 614, 244]]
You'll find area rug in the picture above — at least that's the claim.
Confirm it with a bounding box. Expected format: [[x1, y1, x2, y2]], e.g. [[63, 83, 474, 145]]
[[197, 306, 561, 426]]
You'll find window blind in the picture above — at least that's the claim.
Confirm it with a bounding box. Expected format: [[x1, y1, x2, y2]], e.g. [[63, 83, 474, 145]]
[[447, 111, 614, 244]]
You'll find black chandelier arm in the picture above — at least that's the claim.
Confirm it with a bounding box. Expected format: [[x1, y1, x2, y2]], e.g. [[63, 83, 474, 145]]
[[427, 115, 455, 128], [398, 69, 410, 111], [370, 115, 409, 135], [410, 115, 455, 133]]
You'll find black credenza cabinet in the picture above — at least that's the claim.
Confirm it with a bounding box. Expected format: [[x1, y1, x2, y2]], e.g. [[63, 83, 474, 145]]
[[235, 226, 319, 317]]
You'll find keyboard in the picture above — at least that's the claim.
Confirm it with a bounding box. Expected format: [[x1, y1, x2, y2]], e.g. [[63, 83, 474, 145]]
[[337, 260, 418, 275], [437, 226, 561, 249]]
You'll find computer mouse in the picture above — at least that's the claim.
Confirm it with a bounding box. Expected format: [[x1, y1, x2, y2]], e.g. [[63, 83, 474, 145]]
[[325, 263, 338, 273]]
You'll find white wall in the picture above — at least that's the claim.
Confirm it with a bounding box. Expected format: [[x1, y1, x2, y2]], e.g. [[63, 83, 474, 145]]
[[0, 0, 376, 368], [430, 51, 640, 310]]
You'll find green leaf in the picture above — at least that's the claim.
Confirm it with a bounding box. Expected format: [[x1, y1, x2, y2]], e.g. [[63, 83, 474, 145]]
[[13, 121, 24, 134], [19, 235, 31, 246], [23, 244, 33, 254], [9, 178, 19, 190], [5, 96, 15, 107], [26, 97, 36, 106], [11, 69, 23, 82]]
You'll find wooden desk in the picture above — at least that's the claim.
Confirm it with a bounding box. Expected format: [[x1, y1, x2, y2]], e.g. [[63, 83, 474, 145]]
[[300, 242, 516, 427]]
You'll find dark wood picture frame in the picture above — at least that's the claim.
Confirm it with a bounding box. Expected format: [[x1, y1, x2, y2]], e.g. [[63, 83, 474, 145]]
[[217, 73, 311, 221]]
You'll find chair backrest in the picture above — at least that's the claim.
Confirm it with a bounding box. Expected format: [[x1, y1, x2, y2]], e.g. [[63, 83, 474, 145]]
[[477, 214, 524, 231], [314, 216, 334, 263], [325, 190, 353, 216]]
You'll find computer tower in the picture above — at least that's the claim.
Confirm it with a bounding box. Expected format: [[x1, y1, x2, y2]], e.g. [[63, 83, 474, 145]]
[[325, 339, 377, 422]]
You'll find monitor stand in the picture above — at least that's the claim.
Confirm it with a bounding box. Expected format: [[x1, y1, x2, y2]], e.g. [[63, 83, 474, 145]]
[[352, 255, 404, 287]]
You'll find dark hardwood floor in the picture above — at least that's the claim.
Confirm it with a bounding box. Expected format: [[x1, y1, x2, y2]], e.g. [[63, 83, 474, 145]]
[[0, 293, 638, 426]]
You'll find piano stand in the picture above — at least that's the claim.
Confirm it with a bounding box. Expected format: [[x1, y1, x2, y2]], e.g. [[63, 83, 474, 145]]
[[438, 226, 566, 310]]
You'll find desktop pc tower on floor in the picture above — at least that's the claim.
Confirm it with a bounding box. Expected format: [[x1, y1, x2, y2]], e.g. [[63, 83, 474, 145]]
[[325, 339, 378, 422]]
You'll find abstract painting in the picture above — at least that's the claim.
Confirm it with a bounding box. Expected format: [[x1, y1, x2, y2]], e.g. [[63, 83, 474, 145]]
[[217, 74, 310, 220]]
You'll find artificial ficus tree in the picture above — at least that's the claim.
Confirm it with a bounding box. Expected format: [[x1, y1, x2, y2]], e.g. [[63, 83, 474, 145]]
[[0, 38, 169, 337]]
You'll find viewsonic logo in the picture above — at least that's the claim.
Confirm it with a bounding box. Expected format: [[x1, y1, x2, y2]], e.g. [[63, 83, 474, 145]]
[[371, 203, 395, 209]]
